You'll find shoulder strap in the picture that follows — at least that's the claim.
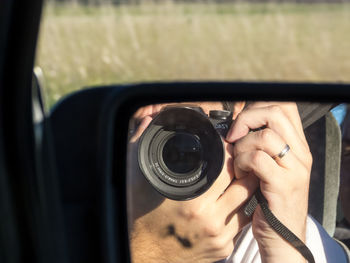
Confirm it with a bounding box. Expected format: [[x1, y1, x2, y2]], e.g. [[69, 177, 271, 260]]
[[297, 102, 335, 129]]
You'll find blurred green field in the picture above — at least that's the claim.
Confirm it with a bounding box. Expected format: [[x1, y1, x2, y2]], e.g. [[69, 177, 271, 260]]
[[36, 2, 350, 107]]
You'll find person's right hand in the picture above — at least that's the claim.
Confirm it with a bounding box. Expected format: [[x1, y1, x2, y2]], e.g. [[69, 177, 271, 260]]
[[127, 104, 258, 263], [226, 102, 312, 263]]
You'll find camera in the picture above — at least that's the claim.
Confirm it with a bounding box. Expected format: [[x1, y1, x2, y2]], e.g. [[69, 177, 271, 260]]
[[138, 105, 233, 200]]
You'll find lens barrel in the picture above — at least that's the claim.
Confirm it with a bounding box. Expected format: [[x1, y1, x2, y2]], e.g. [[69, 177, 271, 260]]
[[138, 106, 225, 200]]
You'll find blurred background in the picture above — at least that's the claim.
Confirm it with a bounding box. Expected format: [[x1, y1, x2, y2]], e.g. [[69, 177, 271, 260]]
[[35, 0, 350, 108]]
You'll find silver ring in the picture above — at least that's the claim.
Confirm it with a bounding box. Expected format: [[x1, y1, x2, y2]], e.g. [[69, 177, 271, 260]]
[[273, 144, 290, 160]]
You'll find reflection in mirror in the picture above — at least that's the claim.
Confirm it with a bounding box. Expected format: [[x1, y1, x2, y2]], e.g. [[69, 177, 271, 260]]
[[126, 101, 350, 263]]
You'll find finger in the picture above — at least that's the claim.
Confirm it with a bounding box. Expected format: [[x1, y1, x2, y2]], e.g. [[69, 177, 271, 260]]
[[233, 150, 310, 199], [233, 150, 281, 182], [227, 105, 298, 143], [208, 211, 251, 262], [204, 207, 251, 247], [223, 206, 253, 239], [200, 148, 235, 201], [226, 106, 309, 167], [216, 174, 259, 217], [245, 102, 307, 145], [130, 105, 157, 133], [233, 128, 294, 169], [129, 116, 153, 143], [133, 104, 165, 120], [205, 211, 250, 260], [133, 106, 153, 120], [206, 138, 263, 202]]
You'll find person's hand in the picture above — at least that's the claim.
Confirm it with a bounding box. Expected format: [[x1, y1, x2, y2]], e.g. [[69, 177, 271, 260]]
[[127, 104, 258, 263], [226, 102, 312, 263]]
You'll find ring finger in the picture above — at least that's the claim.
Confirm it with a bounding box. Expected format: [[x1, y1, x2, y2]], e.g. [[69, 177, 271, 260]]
[[233, 127, 293, 169]]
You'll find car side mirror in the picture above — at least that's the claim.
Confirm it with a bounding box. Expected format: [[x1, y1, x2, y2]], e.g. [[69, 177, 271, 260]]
[[49, 81, 350, 263]]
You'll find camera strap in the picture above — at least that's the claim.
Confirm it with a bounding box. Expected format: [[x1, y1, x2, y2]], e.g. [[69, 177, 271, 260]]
[[244, 188, 315, 263]]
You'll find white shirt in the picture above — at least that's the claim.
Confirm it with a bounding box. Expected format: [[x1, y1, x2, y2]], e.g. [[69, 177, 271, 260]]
[[223, 216, 348, 263]]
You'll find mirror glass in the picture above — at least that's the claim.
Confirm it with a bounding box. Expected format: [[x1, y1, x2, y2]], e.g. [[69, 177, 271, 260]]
[[126, 101, 349, 262]]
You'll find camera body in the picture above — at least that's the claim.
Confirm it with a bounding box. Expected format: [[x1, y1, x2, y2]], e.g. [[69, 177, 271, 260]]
[[138, 105, 233, 200]]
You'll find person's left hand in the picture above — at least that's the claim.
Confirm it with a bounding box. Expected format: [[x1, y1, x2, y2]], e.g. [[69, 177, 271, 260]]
[[226, 102, 312, 263]]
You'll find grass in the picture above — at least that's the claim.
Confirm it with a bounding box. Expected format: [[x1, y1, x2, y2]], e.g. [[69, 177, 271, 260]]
[[35, 2, 350, 107]]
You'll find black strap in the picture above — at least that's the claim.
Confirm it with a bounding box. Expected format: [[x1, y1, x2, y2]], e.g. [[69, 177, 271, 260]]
[[244, 188, 315, 263]]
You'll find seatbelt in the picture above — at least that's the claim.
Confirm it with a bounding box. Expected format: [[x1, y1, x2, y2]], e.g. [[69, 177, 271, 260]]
[[244, 189, 315, 263]]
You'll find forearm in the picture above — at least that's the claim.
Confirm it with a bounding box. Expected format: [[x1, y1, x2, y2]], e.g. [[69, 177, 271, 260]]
[[256, 227, 306, 263], [229, 216, 349, 263]]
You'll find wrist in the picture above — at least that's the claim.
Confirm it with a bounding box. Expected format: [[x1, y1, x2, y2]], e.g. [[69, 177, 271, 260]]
[[252, 206, 307, 262], [257, 242, 306, 263], [255, 223, 307, 263]]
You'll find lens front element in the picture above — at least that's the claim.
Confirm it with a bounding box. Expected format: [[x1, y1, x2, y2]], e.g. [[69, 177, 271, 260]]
[[162, 133, 202, 174]]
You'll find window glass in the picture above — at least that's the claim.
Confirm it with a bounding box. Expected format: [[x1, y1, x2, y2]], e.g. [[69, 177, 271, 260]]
[[36, 1, 350, 107]]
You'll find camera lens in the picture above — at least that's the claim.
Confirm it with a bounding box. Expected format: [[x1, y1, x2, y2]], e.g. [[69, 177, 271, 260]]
[[162, 133, 202, 174], [138, 106, 226, 200]]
